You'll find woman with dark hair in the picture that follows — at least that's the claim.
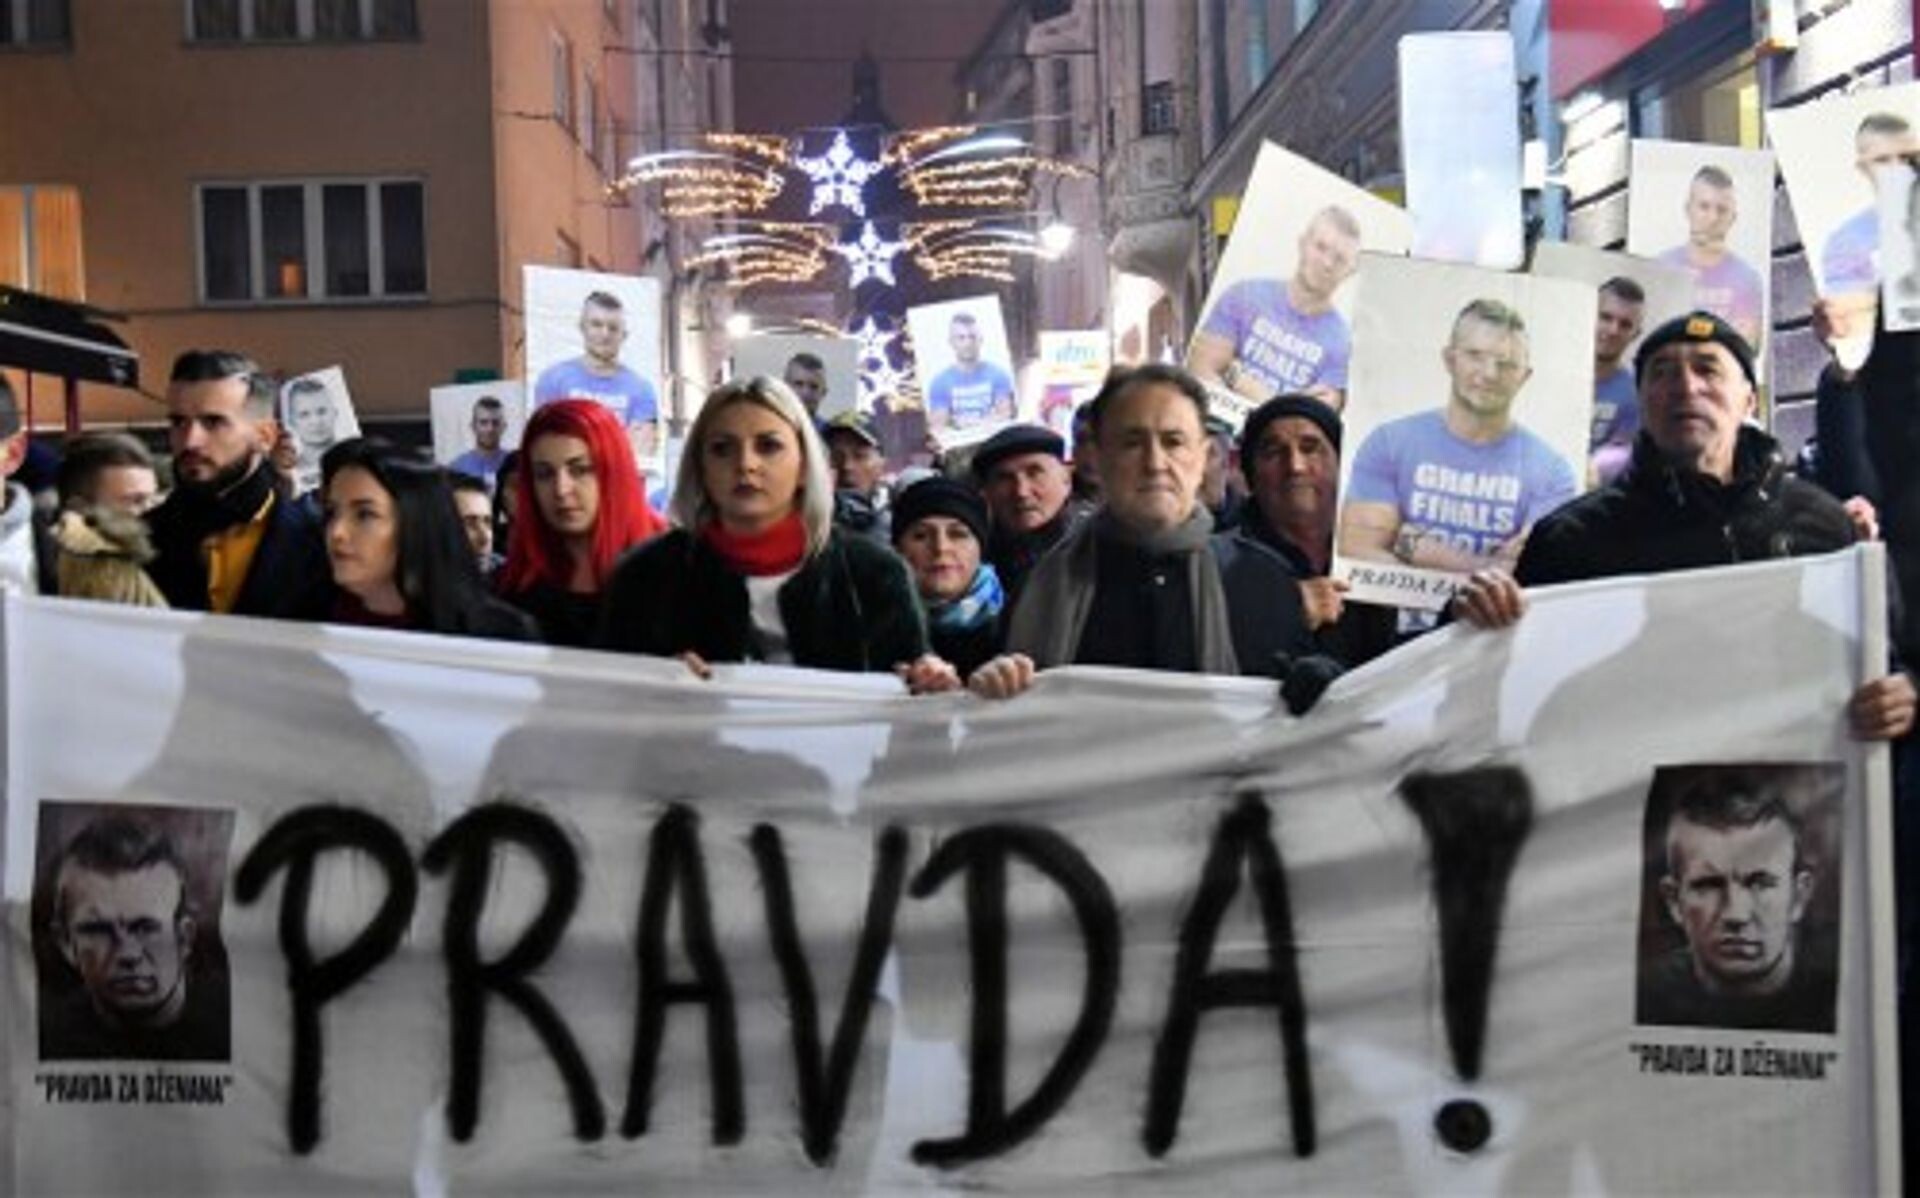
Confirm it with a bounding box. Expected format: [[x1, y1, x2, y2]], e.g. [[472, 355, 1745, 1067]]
[[497, 400, 667, 647], [317, 438, 537, 641], [492, 448, 521, 555], [599, 376, 958, 691], [890, 476, 1004, 679]]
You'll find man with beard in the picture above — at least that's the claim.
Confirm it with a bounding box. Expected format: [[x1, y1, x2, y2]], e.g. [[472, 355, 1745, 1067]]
[[147, 350, 329, 617]]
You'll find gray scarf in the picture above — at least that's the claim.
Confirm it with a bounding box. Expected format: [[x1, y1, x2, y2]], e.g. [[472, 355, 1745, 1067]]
[[1007, 506, 1240, 675]]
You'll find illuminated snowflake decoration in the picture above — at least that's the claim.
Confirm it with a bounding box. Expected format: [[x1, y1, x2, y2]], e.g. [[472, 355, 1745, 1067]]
[[833, 221, 905, 288], [850, 317, 904, 401], [793, 129, 880, 217]]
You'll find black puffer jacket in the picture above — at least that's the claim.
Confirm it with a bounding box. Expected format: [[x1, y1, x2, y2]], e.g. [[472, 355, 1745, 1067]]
[[1517, 426, 1856, 587], [597, 526, 929, 672]]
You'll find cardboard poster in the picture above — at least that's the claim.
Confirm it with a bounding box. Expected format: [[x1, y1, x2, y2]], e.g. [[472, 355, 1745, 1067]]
[[1035, 330, 1109, 456], [523, 266, 665, 477], [1333, 254, 1594, 609], [1626, 140, 1776, 367], [278, 366, 359, 497], [903, 296, 1019, 449], [731, 334, 861, 421], [1880, 161, 1920, 331], [429, 381, 526, 494], [1185, 142, 1413, 429]]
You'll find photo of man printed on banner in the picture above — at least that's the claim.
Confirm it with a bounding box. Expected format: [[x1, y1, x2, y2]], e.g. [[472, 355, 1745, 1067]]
[[1333, 255, 1592, 609], [32, 801, 234, 1062], [430, 381, 526, 494], [280, 366, 360, 497], [1185, 140, 1414, 426], [731, 333, 861, 421], [1882, 159, 1920, 332], [523, 265, 665, 476], [1528, 243, 1693, 484], [1627, 140, 1775, 363], [1634, 763, 1843, 1034], [904, 295, 1019, 447]]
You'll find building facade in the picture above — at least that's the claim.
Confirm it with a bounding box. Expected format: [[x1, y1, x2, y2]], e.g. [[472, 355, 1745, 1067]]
[[0, 0, 730, 431]]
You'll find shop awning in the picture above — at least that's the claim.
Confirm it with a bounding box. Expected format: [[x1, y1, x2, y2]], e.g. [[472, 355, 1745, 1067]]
[[0, 286, 138, 389]]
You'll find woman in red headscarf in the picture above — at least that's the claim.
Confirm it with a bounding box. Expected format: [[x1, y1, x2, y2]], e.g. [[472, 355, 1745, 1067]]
[[497, 399, 666, 647]]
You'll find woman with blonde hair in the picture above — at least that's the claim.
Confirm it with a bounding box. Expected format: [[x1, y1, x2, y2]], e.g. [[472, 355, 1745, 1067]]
[[599, 376, 956, 690]]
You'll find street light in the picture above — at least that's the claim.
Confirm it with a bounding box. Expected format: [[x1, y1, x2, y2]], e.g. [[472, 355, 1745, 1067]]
[[1039, 221, 1077, 258], [725, 312, 752, 338]]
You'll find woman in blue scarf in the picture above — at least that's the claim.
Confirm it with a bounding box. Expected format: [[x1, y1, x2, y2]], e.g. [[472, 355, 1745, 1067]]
[[890, 476, 1005, 680]]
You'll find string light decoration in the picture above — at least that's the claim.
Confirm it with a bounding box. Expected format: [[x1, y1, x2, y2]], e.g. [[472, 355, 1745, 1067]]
[[832, 221, 906, 288], [614, 141, 789, 216], [792, 129, 882, 217], [850, 316, 908, 403], [688, 224, 836, 288]]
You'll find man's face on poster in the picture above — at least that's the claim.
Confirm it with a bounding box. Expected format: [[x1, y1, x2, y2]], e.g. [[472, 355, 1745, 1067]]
[[581, 302, 628, 366], [1854, 124, 1916, 184], [949, 318, 982, 366], [1442, 316, 1532, 419], [784, 362, 828, 414], [471, 403, 506, 452], [1595, 292, 1645, 363], [291, 389, 335, 450], [1661, 814, 1811, 996], [1684, 179, 1738, 248], [1294, 215, 1361, 302], [57, 862, 193, 1028]]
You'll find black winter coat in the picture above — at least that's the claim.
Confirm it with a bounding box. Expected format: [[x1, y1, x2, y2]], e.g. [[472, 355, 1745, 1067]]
[[598, 527, 930, 672], [1517, 427, 1855, 587]]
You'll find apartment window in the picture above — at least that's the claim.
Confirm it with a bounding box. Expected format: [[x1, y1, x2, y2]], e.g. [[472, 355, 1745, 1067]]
[[551, 30, 574, 132], [187, 0, 416, 42], [1, 0, 71, 45], [582, 72, 601, 161], [0, 186, 85, 300], [1142, 81, 1176, 135], [197, 179, 426, 303]]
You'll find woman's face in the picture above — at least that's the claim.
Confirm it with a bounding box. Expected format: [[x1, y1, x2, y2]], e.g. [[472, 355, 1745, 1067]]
[[529, 434, 600, 540], [324, 465, 401, 603], [897, 515, 980, 604], [701, 400, 803, 533]]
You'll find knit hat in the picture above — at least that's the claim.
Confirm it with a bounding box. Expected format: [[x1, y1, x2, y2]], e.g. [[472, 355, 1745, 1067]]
[[1238, 394, 1342, 485], [1634, 310, 1758, 388], [971, 423, 1065, 480], [890, 475, 989, 547]]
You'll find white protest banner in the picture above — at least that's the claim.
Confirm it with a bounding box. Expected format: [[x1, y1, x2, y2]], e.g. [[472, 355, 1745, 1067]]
[[2, 548, 1897, 1195]]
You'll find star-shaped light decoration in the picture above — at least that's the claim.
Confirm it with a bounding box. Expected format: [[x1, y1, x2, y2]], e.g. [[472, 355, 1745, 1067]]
[[833, 221, 905, 288], [793, 129, 880, 217], [850, 317, 904, 402]]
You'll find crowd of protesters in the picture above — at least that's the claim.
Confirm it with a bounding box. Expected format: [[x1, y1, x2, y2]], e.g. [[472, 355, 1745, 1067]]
[[0, 310, 1914, 736]]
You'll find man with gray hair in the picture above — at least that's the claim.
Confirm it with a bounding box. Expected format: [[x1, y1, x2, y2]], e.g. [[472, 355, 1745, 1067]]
[[0, 374, 55, 595]]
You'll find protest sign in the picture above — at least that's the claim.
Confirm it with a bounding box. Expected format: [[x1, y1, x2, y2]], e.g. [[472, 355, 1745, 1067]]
[[1334, 254, 1593, 610], [523, 266, 666, 478], [1184, 141, 1413, 427], [1, 547, 1896, 1195], [731, 334, 861, 420], [1034, 330, 1108, 452], [904, 296, 1019, 448], [430, 381, 526, 493], [279, 367, 359, 498]]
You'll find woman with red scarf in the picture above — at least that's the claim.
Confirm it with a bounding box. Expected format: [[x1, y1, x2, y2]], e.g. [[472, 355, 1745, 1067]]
[[498, 399, 666, 647], [598, 377, 957, 691]]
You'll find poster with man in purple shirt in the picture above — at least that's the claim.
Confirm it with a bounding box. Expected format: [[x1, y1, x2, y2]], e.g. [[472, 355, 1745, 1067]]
[[1185, 141, 1413, 429], [1335, 258, 1593, 610]]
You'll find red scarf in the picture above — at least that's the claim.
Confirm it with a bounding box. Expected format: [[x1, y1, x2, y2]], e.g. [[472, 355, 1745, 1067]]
[[700, 513, 807, 577]]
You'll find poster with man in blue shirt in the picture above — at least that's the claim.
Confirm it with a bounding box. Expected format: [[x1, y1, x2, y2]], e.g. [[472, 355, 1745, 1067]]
[[523, 267, 666, 476], [1336, 263, 1592, 610], [924, 312, 1015, 431]]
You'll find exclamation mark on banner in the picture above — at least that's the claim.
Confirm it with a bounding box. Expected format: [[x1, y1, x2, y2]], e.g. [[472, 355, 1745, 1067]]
[[1399, 767, 1534, 1154]]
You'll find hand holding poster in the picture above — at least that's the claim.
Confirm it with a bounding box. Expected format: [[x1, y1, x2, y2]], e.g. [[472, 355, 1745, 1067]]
[[279, 367, 360, 497], [1184, 141, 1413, 427], [1334, 254, 1593, 609], [0, 548, 1898, 1194], [524, 266, 666, 477]]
